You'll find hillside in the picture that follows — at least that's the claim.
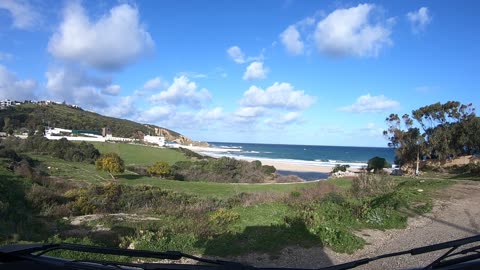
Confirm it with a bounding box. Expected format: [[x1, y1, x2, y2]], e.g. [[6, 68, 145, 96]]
[[0, 103, 193, 144]]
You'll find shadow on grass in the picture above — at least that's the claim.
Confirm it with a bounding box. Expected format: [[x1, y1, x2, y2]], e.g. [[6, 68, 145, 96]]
[[117, 174, 143, 180], [449, 173, 480, 181], [197, 219, 333, 268]]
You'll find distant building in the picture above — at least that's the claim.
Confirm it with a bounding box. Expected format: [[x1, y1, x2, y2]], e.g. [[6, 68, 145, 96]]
[[0, 99, 13, 109], [102, 127, 112, 137], [143, 135, 166, 146]]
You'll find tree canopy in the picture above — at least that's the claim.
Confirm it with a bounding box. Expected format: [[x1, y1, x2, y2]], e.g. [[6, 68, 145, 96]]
[[95, 153, 125, 179], [367, 156, 391, 173], [384, 101, 479, 168], [147, 161, 171, 178]]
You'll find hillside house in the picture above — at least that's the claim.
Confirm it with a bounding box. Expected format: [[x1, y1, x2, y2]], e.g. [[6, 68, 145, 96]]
[[143, 135, 166, 146]]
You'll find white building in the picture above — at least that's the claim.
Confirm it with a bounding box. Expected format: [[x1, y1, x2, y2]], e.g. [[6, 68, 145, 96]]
[[143, 135, 166, 146], [0, 99, 13, 108], [45, 127, 72, 136]]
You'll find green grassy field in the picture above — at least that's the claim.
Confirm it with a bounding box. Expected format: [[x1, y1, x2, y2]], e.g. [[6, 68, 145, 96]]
[[90, 142, 187, 166], [31, 153, 320, 198]]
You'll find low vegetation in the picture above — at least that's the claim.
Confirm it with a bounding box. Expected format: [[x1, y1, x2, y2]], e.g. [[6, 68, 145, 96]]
[[169, 157, 276, 183], [0, 135, 468, 259]]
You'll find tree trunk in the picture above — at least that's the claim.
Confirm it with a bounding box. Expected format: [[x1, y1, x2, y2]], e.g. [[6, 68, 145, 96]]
[[415, 148, 420, 176]]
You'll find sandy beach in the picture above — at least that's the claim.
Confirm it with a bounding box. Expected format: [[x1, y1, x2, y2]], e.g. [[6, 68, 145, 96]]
[[248, 158, 333, 173], [183, 145, 336, 173]]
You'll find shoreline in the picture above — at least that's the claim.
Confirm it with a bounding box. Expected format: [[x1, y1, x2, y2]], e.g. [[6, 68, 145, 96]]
[[182, 145, 364, 174]]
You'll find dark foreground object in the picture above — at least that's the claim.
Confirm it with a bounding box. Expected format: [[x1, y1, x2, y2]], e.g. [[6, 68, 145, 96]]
[[1, 234, 480, 270]]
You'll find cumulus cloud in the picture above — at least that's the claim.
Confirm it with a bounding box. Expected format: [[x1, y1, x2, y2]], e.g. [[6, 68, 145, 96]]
[[48, 2, 154, 71], [314, 4, 393, 57], [0, 64, 37, 100], [197, 107, 224, 121], [227, 46, 245, 64], [137, 106, 174, 123], [102, 84, 121, 95], [45, 67, 110, 108], [242, 61, 268, 80], [102, 96, 137, 118], [340, 93, 400, 113], [407, 7, 432, 34], [150, 76, 211, 108], [0, 0, 41, 29], [240, 82, 315, 110], [280, 25, 304, 55], [143, 76, 165, 90]]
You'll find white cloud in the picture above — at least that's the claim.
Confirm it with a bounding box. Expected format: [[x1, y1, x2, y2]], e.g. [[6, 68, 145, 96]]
[[361, 122, 384, 136], [340, 93, 400, 113], [407, 7, 432, 34], [280, 111, 301, 124], [314, 4, 393, 57], [197, 107, 224, 121], [0, 0, 41, 29], [102, 96, 136, 118], [234, 107, 265, 118], [242, 61, 268, 80], [0, 64, 37, 100], [227, 46, 245, 64], [45, 67, 110, 108], [240, 82, 315, 110], [176, 71, 208, 79], [150, 76, 211, 108], [48, 2, 154, 71], [143, 77, 164, 90], [0, 52, 13, 61], [137, 105, 174, 123], [102, 84, 121, 96], [280, 25, 304, 55]]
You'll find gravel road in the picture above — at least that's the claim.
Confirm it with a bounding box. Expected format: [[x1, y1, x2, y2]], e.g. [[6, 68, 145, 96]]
[[224, 180, 480, 269]]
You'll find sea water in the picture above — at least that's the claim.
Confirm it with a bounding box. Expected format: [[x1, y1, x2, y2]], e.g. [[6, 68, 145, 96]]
[[203, 142, 395, 181]]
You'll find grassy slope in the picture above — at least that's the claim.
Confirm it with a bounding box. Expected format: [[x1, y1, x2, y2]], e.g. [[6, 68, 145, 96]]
[[10, 142, 467, 256], [90, 142, 187, 166], [31, 141, 319, 198], [0, 103, 182, 139]]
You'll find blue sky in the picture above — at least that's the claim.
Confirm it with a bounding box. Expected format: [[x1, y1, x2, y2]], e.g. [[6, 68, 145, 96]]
[[0, 0, 478, 146]]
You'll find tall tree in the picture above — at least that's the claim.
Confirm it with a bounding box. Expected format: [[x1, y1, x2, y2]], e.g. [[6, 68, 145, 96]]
[[412, 102, 476, 159], [385, 101, 478, 171], [384, 113, 424, 172]]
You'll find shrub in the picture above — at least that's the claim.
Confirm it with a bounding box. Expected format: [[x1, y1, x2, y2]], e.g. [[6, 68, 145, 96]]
[[95, 153, 125, 179], [331, 164, 350, 173], [170, 157, 273, 183], [351, 173, 396, 198], [209, 208, 240, 227], [367, 156, 392, 173], [147, 161, 171, 178], [262, 165, 276, 174]]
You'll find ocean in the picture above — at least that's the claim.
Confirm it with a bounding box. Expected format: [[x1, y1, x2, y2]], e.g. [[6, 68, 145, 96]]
[[202, 142, 396, 181]]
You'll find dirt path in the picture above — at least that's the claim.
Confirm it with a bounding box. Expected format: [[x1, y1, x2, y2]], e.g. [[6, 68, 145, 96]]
[[227, 181, 480, 269]]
